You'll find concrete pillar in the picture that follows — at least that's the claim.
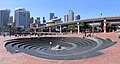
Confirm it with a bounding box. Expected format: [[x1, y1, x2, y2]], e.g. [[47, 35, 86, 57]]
[[92, 21, 94, 37], [59, 25, 62, 33], [104, 19, 106, 33], [41, 29, 43, 32], [49, 27, 51, 32], [77, 22, 80, 34], [34, 29, 36, 32]]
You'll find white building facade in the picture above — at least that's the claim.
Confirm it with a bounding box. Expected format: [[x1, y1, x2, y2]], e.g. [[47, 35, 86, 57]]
[[64, 14, 68, 23]]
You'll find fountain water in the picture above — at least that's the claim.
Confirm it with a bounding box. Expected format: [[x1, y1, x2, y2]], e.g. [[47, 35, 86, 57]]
[[51, 45, 65, 50]]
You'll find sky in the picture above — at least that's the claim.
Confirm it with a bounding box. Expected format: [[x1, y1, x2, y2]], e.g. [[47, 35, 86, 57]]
[[0, 0, 120, 21]]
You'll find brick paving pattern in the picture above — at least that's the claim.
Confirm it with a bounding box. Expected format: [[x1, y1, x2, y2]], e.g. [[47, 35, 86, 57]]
[[0, 32, 120, 64]]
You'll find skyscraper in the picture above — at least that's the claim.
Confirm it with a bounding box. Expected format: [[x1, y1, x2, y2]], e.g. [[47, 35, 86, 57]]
[[0, 9, 10, 28], [14, 8, 30, 28], [75, 15, 80, 20], [9, 16, 14, 27], [36, 17, 40, 24], [9, 16, 13, 23], [43, 17, 46, 24], [49, 13, 54, 20], [64, 14, 68, 22], [30, 17, 34, 23], [68, 10, 74, 21]]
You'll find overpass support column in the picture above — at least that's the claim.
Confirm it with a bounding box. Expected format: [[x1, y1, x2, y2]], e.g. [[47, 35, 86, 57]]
[[34, 29, 36, 33], [41, 29, 43, 32], [104, 19, 106, 33], [92, 21, 94, 37], [49, 27, 51, 32], [59, 25, 62, 33], [77, 22, 80, 34]]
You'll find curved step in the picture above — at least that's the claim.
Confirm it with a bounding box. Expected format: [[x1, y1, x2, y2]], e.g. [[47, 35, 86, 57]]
[[11, 42, 20, 47], [18, 43, 27, 48]]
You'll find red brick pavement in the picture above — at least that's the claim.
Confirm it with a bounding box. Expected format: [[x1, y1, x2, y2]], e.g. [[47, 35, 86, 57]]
[[0, 32, 120, 64]]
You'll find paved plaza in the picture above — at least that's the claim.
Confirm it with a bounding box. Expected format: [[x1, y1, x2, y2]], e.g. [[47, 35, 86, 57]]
[[0, 32, 120, 64]]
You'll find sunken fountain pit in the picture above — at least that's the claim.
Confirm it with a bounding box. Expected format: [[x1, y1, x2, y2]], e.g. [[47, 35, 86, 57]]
[[5, 37, 116, 60]]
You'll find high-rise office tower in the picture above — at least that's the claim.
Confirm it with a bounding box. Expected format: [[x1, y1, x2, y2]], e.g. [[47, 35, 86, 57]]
[[43, 17, 46, 24], [49, 13, 54, 20], [36, 17, 40, 24], [26, 11, 30, 27], [0, 9, 10, 28], [14, 8, 30, 28], [9, 16, 14, 27], [64, 14, 68, 22], [75, 15, 80, 20], [35, 19, 37, 24], [30, 17, 34, 23], [68, 10, 74, 21], [9, 16, 13, 23]]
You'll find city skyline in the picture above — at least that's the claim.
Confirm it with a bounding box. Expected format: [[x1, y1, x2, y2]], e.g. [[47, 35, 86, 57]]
[[0, 0, 120, 21]]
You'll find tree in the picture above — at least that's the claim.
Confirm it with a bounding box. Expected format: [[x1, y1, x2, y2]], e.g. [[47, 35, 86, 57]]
[[68, 25, 75, 33]]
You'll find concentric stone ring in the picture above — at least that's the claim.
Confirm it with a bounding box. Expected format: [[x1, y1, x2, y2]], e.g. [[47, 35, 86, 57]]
[[5, 37, 116, 60]]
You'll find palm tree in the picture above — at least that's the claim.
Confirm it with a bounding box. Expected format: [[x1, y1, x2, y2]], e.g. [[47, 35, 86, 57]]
[[68, 25, 75, 33]]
